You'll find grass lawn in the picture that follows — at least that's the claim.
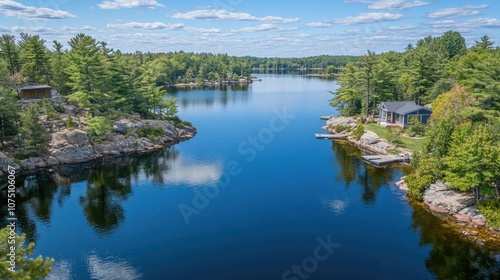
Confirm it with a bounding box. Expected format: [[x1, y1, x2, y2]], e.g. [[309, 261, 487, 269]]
[[364, 123, 423, 151]]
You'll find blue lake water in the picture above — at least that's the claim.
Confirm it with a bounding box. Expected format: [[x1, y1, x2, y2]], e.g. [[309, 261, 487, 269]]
[[1, 74, 499, 279]]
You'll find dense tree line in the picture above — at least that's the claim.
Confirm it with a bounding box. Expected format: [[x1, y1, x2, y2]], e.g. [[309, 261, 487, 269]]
[[242, 55, 360, 70]]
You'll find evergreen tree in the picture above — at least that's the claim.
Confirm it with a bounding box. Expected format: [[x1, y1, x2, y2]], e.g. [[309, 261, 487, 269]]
[[0, 86, 19, 145], [359, 50, 376, 116], [20, 103, 47, 156], [19, 34, 50, 84], [0, 227, 54, 280], [0, 34, 20, 77], [50, 40, 70, 95], [330, 62, 362, 116]]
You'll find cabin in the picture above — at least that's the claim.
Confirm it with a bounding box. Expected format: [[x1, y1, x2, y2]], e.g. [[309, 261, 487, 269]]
[[17, 84, 52, 101], [378, 101, 432, 128]]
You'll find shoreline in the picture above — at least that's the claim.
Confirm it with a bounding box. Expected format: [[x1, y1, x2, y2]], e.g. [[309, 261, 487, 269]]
[[322, 116, 500, 247], [0, 118, 196, 179]]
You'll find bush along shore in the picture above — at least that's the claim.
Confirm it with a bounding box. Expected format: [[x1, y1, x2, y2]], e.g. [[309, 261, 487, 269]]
[[322, 116, 500, 246], [0, 96, 196, 177]]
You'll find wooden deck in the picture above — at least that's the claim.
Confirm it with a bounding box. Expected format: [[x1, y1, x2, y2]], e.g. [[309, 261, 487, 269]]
[[315, 134, 348, 140], [361, 155, 410, 166]]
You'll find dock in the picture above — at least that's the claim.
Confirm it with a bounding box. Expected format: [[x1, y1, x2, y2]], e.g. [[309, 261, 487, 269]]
[[361, 154, 410, 166], [320, 115, 333, 120], [315, 134, 348, 140]]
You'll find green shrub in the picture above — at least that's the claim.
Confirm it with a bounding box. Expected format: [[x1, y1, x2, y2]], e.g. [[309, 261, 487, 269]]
[[478, 198, 500, 229], [406, 117, 425, 137], [86, 117, 111, 142], [66, 117, 75, 130], [405, 156, 440, 200], [352, 122, 365, 140], [334, 124, 351, 133], [136, 125, 164, 141], [39, 98, 58, 119], [405, 173, 434, 200], [54, 104, 65, 113]]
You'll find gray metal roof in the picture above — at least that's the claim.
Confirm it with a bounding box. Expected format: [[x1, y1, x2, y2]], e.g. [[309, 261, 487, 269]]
[[379, 101, 432, 115], [379, 101, 417, 112]]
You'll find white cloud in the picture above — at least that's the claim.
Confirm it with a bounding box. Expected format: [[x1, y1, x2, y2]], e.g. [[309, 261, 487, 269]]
[[387, 24, 417, 30], [236, 24, 278, 33], [98, 0, 164, 9], [306, 21, 333, 28], [427, 4, 489, 19], [107, 22, 185, 30], [345, 0, 430, 10], [334, 12, 405, 24], [171, 9, 299, 23], [0, 0, 75, 20], [429, 17, 500, 29]]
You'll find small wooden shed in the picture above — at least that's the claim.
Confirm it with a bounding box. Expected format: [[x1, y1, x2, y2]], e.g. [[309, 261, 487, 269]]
[[17, 85, 52, 100]]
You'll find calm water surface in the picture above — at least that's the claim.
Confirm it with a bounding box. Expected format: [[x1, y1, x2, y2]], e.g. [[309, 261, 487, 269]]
[[1, 74, 499, 279]]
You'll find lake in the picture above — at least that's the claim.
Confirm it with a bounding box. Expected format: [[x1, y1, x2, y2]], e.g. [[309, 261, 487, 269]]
[[1, 74, 499, 279]]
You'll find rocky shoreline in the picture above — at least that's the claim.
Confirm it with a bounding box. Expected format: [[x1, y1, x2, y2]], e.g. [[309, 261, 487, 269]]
[[323, 116, 400, 155], [323, 116, 500, 244], [0, 116, 196, 178]]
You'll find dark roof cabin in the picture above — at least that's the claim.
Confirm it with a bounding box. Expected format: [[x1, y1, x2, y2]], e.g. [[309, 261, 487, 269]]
[[17, 85, 52, 100], [378, 101, 432, 127]]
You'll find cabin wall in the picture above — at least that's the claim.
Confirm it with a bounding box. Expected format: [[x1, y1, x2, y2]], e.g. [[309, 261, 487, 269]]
[[19, 89, 51, 100]]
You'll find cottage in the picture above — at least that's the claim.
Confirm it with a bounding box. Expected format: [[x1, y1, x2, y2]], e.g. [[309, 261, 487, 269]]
[[17, 85, 52, 100], [378, 101, 432, 127]]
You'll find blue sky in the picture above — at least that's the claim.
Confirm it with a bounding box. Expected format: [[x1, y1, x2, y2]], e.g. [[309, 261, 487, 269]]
[[0, 0, 499, 57]]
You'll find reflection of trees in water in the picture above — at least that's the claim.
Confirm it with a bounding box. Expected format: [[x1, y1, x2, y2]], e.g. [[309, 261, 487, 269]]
[[331, 141, 395, 204], [171, 86, 250, 110], [79, 148, 178, 235], [409, 200, 500, 279], [0, 146, 179, 240], [0, 172, 61, 243]]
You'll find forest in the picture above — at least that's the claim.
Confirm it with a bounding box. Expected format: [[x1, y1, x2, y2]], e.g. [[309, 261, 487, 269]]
[[330, 31, 500, 227]]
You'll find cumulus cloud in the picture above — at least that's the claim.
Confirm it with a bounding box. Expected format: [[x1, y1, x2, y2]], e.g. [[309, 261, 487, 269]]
[[429, 17, 500, 29], [98, 0, 164, 9], [427, 4, 489, 19], [306, 21, 333, 28], [0, 0, 75, 20], [345, 0, 430, 10], [107, 22, 185, 30], [334, 12, 405, 24], [171, 9, 299, 23], [387, 24, 417, 30]]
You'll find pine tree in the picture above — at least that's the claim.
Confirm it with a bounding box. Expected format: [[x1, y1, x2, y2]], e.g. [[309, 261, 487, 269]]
[[0, 228, 54, 279], [359, 50, 376, 116], [330, 62, 362, 116], [19, 34, 50, 84], [0, 34, 20, 77], [20, 103, 47, 156], [0, 86, 20, 145]]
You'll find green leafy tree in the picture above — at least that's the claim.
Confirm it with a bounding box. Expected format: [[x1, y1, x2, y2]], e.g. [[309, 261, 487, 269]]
[[330, 62, 362, 116], [20, 103, 47, 156], [439, 30, 466, 60], [0, 227, 54, 279], [444, 123, 500, 201]]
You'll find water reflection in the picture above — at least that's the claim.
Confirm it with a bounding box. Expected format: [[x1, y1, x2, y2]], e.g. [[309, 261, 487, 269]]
[[331, 141, 401, 204], [87, 254, 142, 280], [0, 172, 61, 243], [168, 86, 250, 109], [1, 147, 223, 239], [409, 200, 500, 279]]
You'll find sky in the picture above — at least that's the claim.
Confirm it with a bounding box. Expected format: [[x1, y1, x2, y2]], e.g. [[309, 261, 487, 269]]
[[0, 0, 499, 57]]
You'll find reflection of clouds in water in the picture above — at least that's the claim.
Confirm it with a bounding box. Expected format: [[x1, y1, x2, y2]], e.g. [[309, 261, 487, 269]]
[[87, 254, 142, 280], [45, 260, 72, 280], [163, 156, 223, 186], [326, 199, 348, 216]]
